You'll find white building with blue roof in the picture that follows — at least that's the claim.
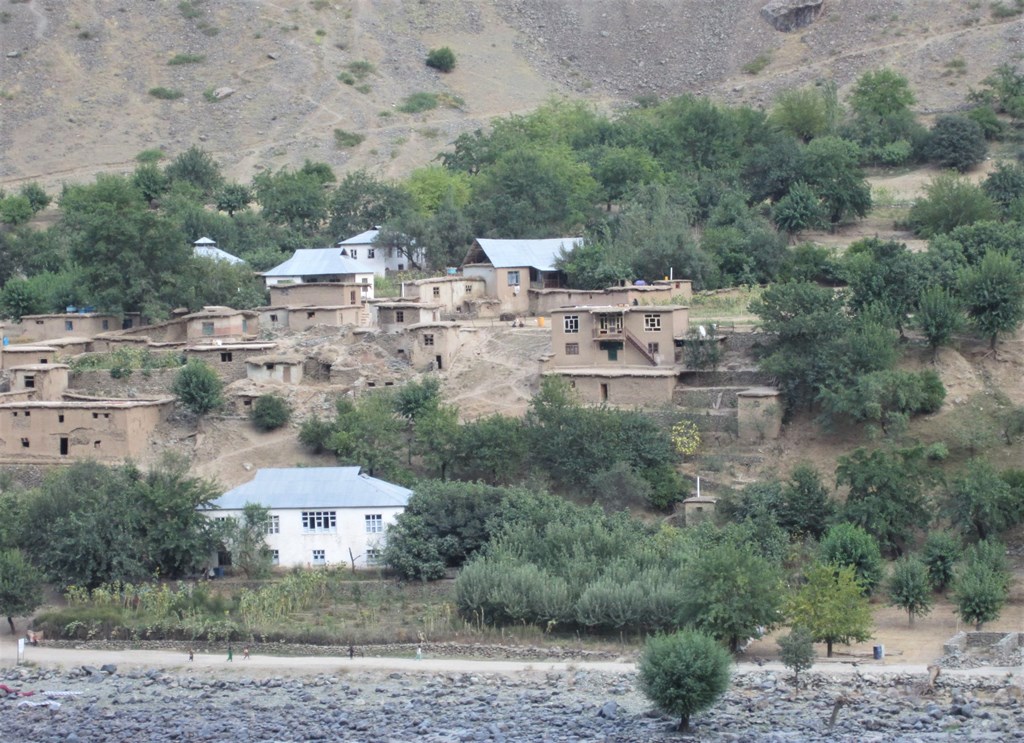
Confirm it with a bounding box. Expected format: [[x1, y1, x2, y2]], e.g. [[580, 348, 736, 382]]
[[336, 228, 425, 276], [262, 248, 376, 289], [205, 467, 412, 570]]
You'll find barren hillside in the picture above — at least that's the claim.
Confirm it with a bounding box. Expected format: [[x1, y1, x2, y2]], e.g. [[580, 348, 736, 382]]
[[0, 0, 1020, 191]]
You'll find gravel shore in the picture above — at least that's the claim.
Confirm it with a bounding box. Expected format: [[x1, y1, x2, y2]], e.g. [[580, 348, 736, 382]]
[[3, 659, 1024, 742]]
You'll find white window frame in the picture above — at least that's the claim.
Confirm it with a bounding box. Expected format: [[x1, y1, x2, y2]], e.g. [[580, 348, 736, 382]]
[[271, 549, 280, 566], [302, 510, 337, 533], [365, 548, 382, 566], [367, 248, 375, 259], [365, 514, 384, 533], [507, 270, 520, 286], [350, 249, 358, 259], [644, 314, 661, 332], [266, 514, 280, 535], [563, 315, 579, 334], [312, 549, 326, 566]]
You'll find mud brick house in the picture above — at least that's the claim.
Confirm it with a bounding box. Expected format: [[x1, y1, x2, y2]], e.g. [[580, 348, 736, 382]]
[[370, 301, 442, 332], [8, 364, 69, 400], [541, 304, 690, 405], [400, 276, 488, 318], [245, 354, 305, 385], [268, 282, 373, 308], [0, 345, 58, 370], [461, 237, 582, 316], [285, 305, 368, 331], [17, 312, 138, 342], [204, 467, 412, 570], [184, 342, 278, 383]]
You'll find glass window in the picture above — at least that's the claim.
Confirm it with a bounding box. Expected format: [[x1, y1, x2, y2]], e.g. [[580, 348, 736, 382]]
[[644, 314, 661, 332], [65, 320, 74, 331], [563, 315, 579, 334], [395, 311, 405, 322], [301, 511, 337, 533], [366, 549, 382, 566], [202, 321, 215, 336], [507, 271, 520, 286], [350, 249, 358, 259], [367, 248, 375, 259], [423, 334, 434, 346], [266, 515, 280, 535], [565, 343, 579, 355], [271, 550, 279, 566], [648, 342, 659, 355], [312, 549, 326, 566], [365, 514, 384, 533]]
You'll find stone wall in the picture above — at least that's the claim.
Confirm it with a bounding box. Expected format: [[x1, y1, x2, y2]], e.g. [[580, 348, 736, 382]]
[[68, 369, 179, 398]]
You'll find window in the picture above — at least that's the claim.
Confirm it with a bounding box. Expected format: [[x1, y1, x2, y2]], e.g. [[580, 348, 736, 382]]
[[395, 311, 405, 323], [102, 319, 109, 330], [302, 510, 337, 533], [271, 550, 280, 566], [423, 334, 434, 346], [365, 514, 383, 533], [350, 249, 358, 259], [307, 311, 315, 319], [270, 314, 278, 323], [65, 320, 74, 331], [202, 321, 214, 336], [24, 411, 30, 417], [465, 284, 473, 293], [362, 277, 369, 284], [648, 342, 659, 355], [507, 270, 520, 286], [397, 264, 405, 271], [644, 314, 662, 332], [243, 398, 253, 407], [220, 352, 233, 362], [266, 515, 280, 535], [365, 549, 382, 566], [20, 438, 29, 448], [432, 286, 441, 297], [23, 376, 34, 389], [312, 549, 326, 566], [367, 248, 375, 259], [563, 315, 579, 334], [58, 413, 65, 423], [565, 343, 579, 355]]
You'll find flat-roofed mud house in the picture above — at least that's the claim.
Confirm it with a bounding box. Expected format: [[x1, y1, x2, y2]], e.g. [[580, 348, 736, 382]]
[[0, 345, 58, 370], [400, 276, 489, 318], [17, 312, 138, 342], [541, 305, 690, 405], [461, 237, 582, 316]]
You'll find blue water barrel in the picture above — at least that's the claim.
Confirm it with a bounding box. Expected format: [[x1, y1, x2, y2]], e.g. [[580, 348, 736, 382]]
[[873, 644, 884, 660]]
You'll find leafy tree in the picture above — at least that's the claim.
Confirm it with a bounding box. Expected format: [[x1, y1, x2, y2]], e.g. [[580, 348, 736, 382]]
[[954, 543, 1010, 630], [591, 145, 664, 210], [453, 414, 528, 485], [327, 169, 413, 239], [771, 181, 825, 236], [981, 161, 1024, 217], [164, 145, 224, 198], [819, 523, 884, 594], [251, 394, 290, 431], [132, 163, 169, 203], [787, 563, 872, 657], [948, 458, 1021, 541], [908, 173, 997, 238], [405, 166, 471, 215], [777, 464, 835, 540], [849, 69, 916, 121], [916, 286, 964, 360], [887, 554, 933, 626], [216, 183, 253, 216], [253, 167, 327, 236], [413, 404, 461, 481], [681, 542, 783, 651], [819, 369, 945, 437], [683, 328, 722, 371], [798, 136, 872, 225], [223, 503, 273, 578], [970, 63, 1024, 121], [18, 182, 51, 213], [298, 415, 333, 454], [172, 360, 224, 416], [769, 86, 830, 142], [0, 279, 47, 320], [958, 250, 1024, 350], [329, 395, 404, 478], [841, 238, 922, 333], [921, 530, 961, 592], [425, 46, 456, 72], [557, 239, 632, 290], [0, 195, 35, 226], [637, 631, 732, 732], [60, 174, 191, 316], [0, 549, 42, 634], [777, 626, 815, 687], [927, 115, 988, 172]]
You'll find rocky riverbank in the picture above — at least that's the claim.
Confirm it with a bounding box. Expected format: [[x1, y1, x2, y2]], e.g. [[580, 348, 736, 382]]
[[2, 661, 1022, 742]]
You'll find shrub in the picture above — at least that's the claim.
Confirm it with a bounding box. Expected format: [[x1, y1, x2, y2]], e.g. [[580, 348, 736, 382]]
[[398, 92, 438, 113], [777, 627, 815, 687], [251, 395, 290, 431], [819, 523, 884, 594], [926, 115, 988, 172], [298, 415, 332, 454], [922, 531, 961, 592], [334, 129, 365, 148], [425, 46, 456, 72], [168, 53, 205, 65], [638, 631, 731, 732], [742, 53, 771, 75], [149, 87, 184, 100], [172, 360, 223, 415]]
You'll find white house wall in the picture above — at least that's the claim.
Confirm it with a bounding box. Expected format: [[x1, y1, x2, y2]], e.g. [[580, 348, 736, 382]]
[[208, 505, 404, 569]]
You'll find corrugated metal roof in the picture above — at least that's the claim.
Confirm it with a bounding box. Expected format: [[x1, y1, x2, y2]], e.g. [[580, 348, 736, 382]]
[[208, 467, 413, 510], [195, 245, 245, 265], [337, 229, 379, 245], [474, 238, 582, 271], [263, 249, 375, 277]]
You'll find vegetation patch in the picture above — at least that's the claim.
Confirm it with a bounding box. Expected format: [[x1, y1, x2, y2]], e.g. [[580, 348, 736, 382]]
[[742, 52, 771, 75], [149, 87, 184, 100], [398, 92, 438, 113], [334, 128, 365, 148], [168, 53, 206, 65]]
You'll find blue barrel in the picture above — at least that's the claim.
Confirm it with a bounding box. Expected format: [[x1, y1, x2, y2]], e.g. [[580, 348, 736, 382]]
[[873, 644, 884, 660]]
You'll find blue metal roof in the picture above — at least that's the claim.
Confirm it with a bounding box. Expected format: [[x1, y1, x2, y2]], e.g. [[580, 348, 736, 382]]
[[263, 248, 375, 277], [194, 245, 245, 265], [473, 238, 582, 271], [209, 467, 413, 510], [337, 229, 379, 245]]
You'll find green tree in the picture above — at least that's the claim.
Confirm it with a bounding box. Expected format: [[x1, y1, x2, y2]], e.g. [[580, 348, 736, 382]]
[[777, 626, 815, 687], [887, 554, 933, 626], [172, 360, 224, 416], [132, 163, 169, 203], [819, 369, 945, 437], [637, 631, 732, 732], [592, 145, 663, 210], [682, 542, 784, 652], [413, 404, 461, 481], [981, 161, 1024, 217], [253, 167, 327, 236], [798, 136, 872, 225], [453, 414, 528, 485], [948, 458, 1021, 541], [841, 238, 922, 333], [0, 279, 47, 320], [329, 395, 404, 478], [835, 447, 935, 556], [908, 173, 997, 238], [771, 181, 825, 237], [921, 531, 961, 592], [327, 169, 413, 239], [0, 549, 42, 634], [777, 464, 835, 540], [223, 503, 273, 578], [769, 86, 830, 142], [927, 115, 988, 172], [0, 196, 34, 226], [251, 394, 290, 431], [954, 544, 1010, 630], [405, 166, 471, 215], [425, 46, 456, 72], [819, 523, 884, 594], [215, 183, 253, 216], [18, 182, 51, 213], [849, 69, 916, 121], [164, 145, 224, 198], [958, 250, 1024, 350], [298, 415, 333, 454], [787, 563, 873, 657], [916, 286, 964, 360]]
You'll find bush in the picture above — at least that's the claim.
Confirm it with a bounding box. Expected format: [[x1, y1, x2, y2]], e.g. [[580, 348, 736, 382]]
[[168, 53, 205, 65], [298, 415, 332, 454], [334, 129, 365, 148], [172, 360, 223, 415], [777, 627, 815, 687], [251, 395, 290, 431], [908, 173, 997, 237], [638, 631, 731, 732], [926, 115, 988, 172], [425, 47, 456, 73], [398, 92, 438, 113], [149, 87, 184, 100]]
